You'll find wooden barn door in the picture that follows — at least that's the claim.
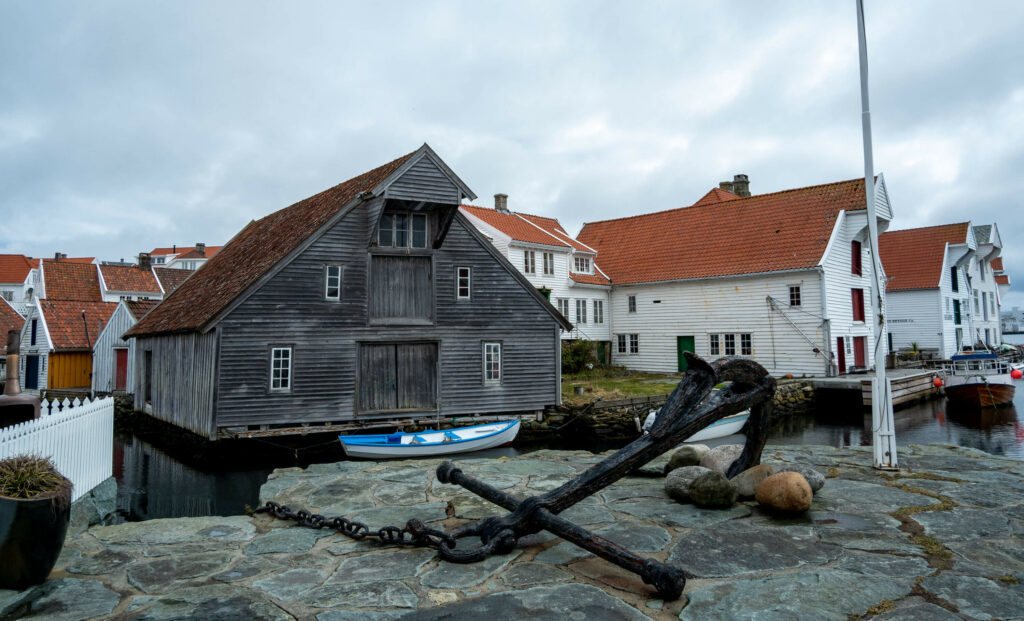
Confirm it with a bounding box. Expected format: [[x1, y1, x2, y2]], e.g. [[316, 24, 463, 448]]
[[853, 337, 867, 368], [114, 349, 129, 391], [836, 337, 846, 374], [358, 343, 437, 413]]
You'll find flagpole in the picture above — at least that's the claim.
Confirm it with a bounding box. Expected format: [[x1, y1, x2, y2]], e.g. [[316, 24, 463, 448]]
[[856, 0, 898, 469]]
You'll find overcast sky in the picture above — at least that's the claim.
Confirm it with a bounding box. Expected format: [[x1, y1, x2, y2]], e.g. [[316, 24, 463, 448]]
[[1, 1, 1022, 307]]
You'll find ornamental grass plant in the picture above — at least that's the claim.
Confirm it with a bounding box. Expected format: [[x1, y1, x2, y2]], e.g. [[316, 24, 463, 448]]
[[0, 455, 72, 510]]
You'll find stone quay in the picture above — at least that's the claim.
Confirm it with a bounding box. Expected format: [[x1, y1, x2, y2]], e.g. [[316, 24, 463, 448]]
[[2, 443, 1023, 620]]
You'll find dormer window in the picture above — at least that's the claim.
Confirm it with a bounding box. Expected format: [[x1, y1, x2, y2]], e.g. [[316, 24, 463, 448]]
[[573, 256, 592, 274], [379, 212, 428, 249]]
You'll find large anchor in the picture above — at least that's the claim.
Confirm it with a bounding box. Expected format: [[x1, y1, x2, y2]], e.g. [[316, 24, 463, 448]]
[[424, 354, 775, 600]]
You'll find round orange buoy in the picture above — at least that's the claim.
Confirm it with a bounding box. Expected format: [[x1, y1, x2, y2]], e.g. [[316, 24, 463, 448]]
[[1012, 369, 1023, 380], [933, 377, 944, 387]]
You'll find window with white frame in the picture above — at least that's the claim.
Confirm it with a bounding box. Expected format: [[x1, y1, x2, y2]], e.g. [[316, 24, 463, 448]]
[[270, 347, 292, 392], [543, 252, 554, 275], [741, 333, 752, 355], [154, 257, 165, 264], [974, 291, 980, 314], [325, 265, 342, 300], [557, 298, 570, 318], [593, 300, 603, 324], [378, 212, 428, 248], [617, 334, 627, 353], [789, 286, 801, 307], [724, 334, 736, 356], [629, 334, 639, 354], [709, 334, 720, 356], [990, 295, 996, 317], [524, 251, 536, 274], [0, 290, 12, 302], [575, 299, 587, 324], [483, 342, 501, 383], [456, 267, 471, 299], [573, 256, 592, 274], [628, 295, 636, 313]]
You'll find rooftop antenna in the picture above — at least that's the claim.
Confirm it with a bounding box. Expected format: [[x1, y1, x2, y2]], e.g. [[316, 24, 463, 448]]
[[856, 0, 897, 469]]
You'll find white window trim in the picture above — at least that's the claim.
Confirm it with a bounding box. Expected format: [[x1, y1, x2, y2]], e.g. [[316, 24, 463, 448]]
[[709, 334, 720, 356], [543, 252, 554, 275], [270, 347, 293, 393], [789, 285, 801, 307], [378, 211, 429, 249], [483, 342, 502, 384], [628, 334, 639, 354], [456, 267, 471, 300], [524, 251, 536, 274], [593, 300, 603, 324], [325, 265, 342, 301], [627, 295, 636, 313], [575, 299, 587, 324]]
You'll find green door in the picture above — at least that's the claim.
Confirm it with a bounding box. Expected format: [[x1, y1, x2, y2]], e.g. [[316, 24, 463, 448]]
[[677, 336, 695, 372]]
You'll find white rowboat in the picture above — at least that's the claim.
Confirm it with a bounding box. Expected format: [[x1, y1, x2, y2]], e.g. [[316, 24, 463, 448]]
[[642, 410, 749, 442], [339, 420, 521, 459]]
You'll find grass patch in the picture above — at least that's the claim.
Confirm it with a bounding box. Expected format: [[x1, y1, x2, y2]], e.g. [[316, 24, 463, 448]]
[[886, 481, 958, 570], [827, 467, 840, 478], [996, 575, 1019, 584], [561, 369, 682, 405]]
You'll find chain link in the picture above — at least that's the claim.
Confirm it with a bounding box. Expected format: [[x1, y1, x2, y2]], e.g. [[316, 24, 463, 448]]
[[253, 501, 456, 550]]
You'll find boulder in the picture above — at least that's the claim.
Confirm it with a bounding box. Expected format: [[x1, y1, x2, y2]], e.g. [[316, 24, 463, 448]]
[[755, 472, 813, 514], [664, 444, 711, 475], [699, 444, 744, 474], [771, 464, 825, 493], [730, 464, 774, 499], [688, 472, 738, 509], [664, 466, 712, 503]]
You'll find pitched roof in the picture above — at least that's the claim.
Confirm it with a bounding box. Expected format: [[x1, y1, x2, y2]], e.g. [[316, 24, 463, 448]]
[[460, 205, 570, 248], [570, 272, 612, 286], [995, 274, 1010, 286], [517, 213, 596, 254], [578, 178, 873, 285], [0, 298, 25, 355], [127, 150, 417, 337], [100, 264, 161, 293], [153, 267, 194, 294], [0, 254, 35, 284], [125, 299, 160, 320], [693, 187, 739, 206], [175, 246, 223, 260], [41, 260, 102, 301], [973, 224, 992, 244], [39, 299, 117, 350], [991, 257, 1004, 271], [149, 245, 222, 256], [878, 223, 971, 291]]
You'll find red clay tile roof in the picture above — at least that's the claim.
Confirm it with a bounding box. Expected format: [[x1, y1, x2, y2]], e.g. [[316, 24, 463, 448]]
[[127, 150, 417, 337], [878, 223, 971, 291], [693, 187, 739, 205], [175, 246, 223, 260], [125, 299, 160, 321], [39, 299, 117, 350], [578, 178, 872, 284], [0, 298, 25, 355], [995, 274, 1010, 285], [517, 214, 597, 254], [149, 245, 222, 257], [41, 260, 102, 301], [460, 205, 570, 248], [570, 272, 612, 286], [153, 267, 194, 294], [0, 254, 35, 284], [991, 257, 1004, 271], [100, 264, 161, 293]]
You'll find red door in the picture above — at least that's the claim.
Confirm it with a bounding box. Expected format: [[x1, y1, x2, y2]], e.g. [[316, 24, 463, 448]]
[[114, 349, 128, 391], [836, 337, 846, 374], [853, 337, 866, 368]]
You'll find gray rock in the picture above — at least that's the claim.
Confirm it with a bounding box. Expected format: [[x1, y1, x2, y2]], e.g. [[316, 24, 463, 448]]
[[498, 562, 573, 588], [395, 583, 651, 620], [301, 581, 419, 609], [921, 573, 1024, 620], [699, 443, 743, 474], [730, 464, 774, 498], [610, 497, 750, 527], [664, 465, 712, 502], [420, 550, 521, 589], [68, 476, 118, 534], [252, 568, 326, 600], [873, 601, 963, 621], [594, 521, 672, 553], [0, 585, 45, 619], [476, 458, 576, 477], [126, 584, 292, 620], [91, 515, 255, 546], [373, 482, 426, 505], [16, 578, 120, 621], [127, 552, 234, 593], [351, 503, 447, 527], [212, 558, 279, 582], [688, 471, 738, 508], [664, 444, 710, 474], [244, 526, 331, 555], [330, 549, 437, 583], [813, 479, 934, 513], [833, 550, 931, 579], [66, 549, 133, 575], [915, 508, 1012, 542], [772, 463, 825, 492], [317, 611, 405, 621], [534, 540, 593, 564], [668, 526, 841, 578], [559, 502, 614, 526]]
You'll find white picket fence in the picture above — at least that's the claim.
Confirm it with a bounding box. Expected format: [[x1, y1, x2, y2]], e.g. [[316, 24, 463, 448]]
[[0, 396, 114, 502]]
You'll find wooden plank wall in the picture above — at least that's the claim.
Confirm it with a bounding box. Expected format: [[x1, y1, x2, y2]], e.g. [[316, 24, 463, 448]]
[[385, 156, 461, 203], [132, 332, 218, 439], [48, 352, 92, 389], [92, 304, 136, 394]]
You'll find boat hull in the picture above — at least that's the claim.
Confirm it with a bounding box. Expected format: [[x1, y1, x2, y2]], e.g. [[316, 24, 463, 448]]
[[944, 382, 1015, 407], [340, 421, 521, 459], [683, 412, 749, 442]]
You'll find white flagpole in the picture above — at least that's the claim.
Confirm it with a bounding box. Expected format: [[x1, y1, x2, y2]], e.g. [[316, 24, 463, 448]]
[[856, 0, 898, 469]]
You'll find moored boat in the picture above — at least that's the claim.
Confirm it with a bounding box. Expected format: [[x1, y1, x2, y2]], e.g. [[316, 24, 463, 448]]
[[642, 410, 749, 441], [339, 420, 521, 459], [941, 352, 1016, 408]]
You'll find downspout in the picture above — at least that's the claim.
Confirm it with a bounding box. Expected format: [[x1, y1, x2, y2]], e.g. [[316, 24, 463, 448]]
[[817, 266, 833, 376]]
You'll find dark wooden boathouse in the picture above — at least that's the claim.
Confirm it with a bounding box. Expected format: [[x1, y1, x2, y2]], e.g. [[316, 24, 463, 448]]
[[125, 145, 572, 439]]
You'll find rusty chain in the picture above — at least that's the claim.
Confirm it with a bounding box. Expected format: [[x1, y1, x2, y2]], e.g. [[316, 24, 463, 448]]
[[253, 501, 456, 550]]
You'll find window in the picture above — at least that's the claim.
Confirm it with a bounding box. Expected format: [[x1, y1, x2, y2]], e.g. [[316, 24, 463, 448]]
[[724, 334, 736, 356], [0, 290, 12, 301], [990, 295, 996, 317], [483, 342, 501, 383], [575, 299, 587, 324], [593, 300, 604, 324], [950, 266, 959, 292], [30, 319, 37, 346], [629, 334, 639, 354], [524, 251, 536, 274], [852, 288, 865, 322], [456, 267, 471, 299], [741, 333, 752, 356], [325, 265, 342, 300], [979, 262, 986, 281], [953, 299, 961, 325], [574, 256, 591, 274], [270, 347, 292, 392], [154, 257, 165, 264], [851, 240, 862, 276], [557, 298, 570, 318], [378, 212, 428, 249], [709, 334, 720, 356], [789, 286, 801, 307], [974, 291, 980, 315], [543, 252, 554, 275], [628, 295, 636, 313], [982, 292, 988, 320], [617, 334, 627, 353]]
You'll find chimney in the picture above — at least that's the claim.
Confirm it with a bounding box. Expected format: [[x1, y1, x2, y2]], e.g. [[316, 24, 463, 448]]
[[195, 242, 206, 256], [494, 193, 509, 214], [53, 252, 61, 262], [732, 174, 751, 197], [138, 253, 152, 271], [718, 181, 734, 193]]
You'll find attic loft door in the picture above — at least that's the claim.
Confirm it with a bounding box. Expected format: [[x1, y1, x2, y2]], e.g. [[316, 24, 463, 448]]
[[358, 343, 437, 414]]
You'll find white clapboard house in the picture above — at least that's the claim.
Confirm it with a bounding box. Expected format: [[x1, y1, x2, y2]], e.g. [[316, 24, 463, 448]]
[[576, 176, 894, 376]]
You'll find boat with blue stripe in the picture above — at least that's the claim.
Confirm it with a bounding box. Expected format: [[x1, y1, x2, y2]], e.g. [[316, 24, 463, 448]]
[[339, 420, 521, 459]]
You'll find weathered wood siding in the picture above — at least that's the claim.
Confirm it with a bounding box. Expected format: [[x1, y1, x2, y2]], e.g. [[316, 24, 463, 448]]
[[368, 255, 433, 322], [131, 332, 218, 439], [92, 303, 137, 394], [47, 352, 91, 389], [385, 156, 461, 204]]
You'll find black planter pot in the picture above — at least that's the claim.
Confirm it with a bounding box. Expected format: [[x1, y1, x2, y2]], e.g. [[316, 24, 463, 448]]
[[0, 493, 71, 590]]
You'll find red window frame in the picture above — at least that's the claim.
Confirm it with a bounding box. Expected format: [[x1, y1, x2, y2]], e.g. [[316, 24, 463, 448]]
[[851, 240, 862, 276], [852, 288, 865, 322]]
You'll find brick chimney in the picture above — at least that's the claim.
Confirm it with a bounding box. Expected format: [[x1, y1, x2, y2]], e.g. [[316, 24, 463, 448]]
[[494, 193, 509, 214], [138, 252, 152, 271], [195, 242, 206, 256]]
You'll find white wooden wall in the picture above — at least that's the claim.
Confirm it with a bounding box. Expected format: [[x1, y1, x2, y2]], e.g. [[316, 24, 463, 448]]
[[18, 303, 50, 395], [821, 211, 878, 373], [92, 303, 137, 394], [886, 289, 943, 353]]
